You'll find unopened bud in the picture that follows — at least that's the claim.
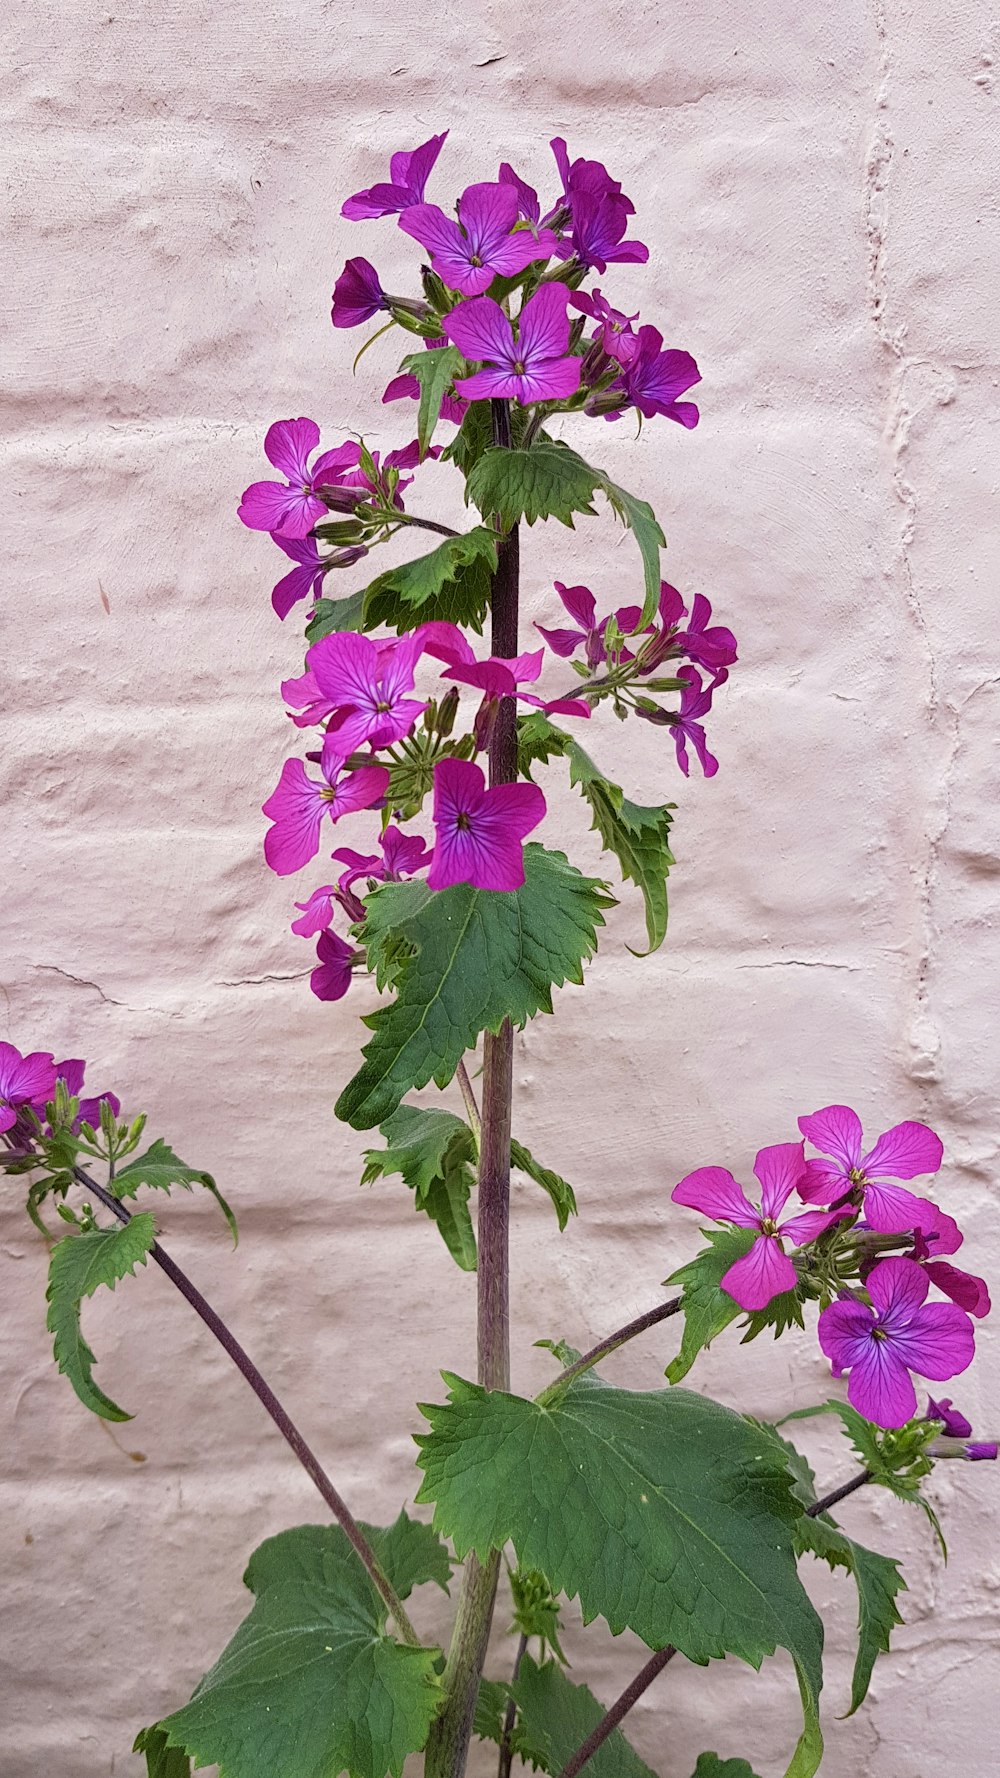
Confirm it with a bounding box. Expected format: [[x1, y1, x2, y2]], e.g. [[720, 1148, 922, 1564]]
[[435, 686, 460, 738], [318, 486, 364, 514], [420, 267, 451, 312]]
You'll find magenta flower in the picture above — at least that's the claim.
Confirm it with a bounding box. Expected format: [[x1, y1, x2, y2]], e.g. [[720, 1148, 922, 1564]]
[[305, 629, 429, 759], [536, 581, 642, 670], [610, 328, 701, 428], [0, 1044, 57, 1133], [672, 1142, 848, 1311], [238, 420, 363, 540], [310, 929, 356, 1002], [262, 756, 389, 877], [927, 1395, 974, 1438], [54, 1057, 121, 1132], [399, 181, 558, 298], [269, 536, 329, 622], [427, 758, 545, 892], [550, 137, 634, 211], [497, 162, 541, 223], [331, 257, 386, 329], [670, 668, 720, 779], [557, 192, 648, 273], [674, 592, 739, 682], [342, 132, 448, 222], [570, 288, 640, 366], [291, 885, 338, 938], [818, 1257, 975, 1428], [444, 284, 581, 404], [441, 648, 544, 700], [797, 1104, 946, 1237], [332, 824, 433, 893]]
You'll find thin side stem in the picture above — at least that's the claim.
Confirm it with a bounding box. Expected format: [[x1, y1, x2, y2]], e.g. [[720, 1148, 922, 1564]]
[[536, 1297, 683, 1404], [392, 512, 461, 540], [497, 1632, 528, 1778], [553, 1647, 677, 1778], [806, 1470, 873, 1516], [69, 1164, 420, 1646], [456, 1059, 482, 1144]]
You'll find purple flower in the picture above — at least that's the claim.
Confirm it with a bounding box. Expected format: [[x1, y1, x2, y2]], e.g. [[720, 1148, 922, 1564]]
[[238, 420, 362, 540], [570, 287, 640, 365], [262, 756, 389, 877], [427, 758, 545, 892], [399, 181, 558, 298], [305, 629, 430, 758], [536, 580, 642, 670], [675, 592, 739, 682], [440, 648, 544, 700], [966, 1442, 999, 1460], [550, 137, 633, 211], [914, 1251, 991, 1318], [557, 192, 648, 273], [270, 536, 329, 622], [670, 668, 720, 778], [331, 257, 386, 329], [342, 132, 448, 222], [0, 1043, 57, 1133], [498, 162, 541, 224], [332, 824, 433, 893], [310, 929, 356, 1002], [610, 328, 701, 428], [54, 1057, 121, 1133], [797, 1104, 946, 1237], [291, 885, 338, 938], [818, 1257, 975, 1429], [443, 284, 581, 404], [672, 1141, 848, 1311], [927, 1395, 974, 1438]]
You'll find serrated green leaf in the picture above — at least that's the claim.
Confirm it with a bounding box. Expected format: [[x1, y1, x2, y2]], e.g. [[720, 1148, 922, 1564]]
[[305, 590, 368, 643], [564, 736, 674, 954], [517, 711, 571, 778], [440, 400, 495, 475], [511, 1654, 658, 1778], [466, 442, 601, 529], [337, 845, 611, 1130], [416, 1377, 824, 1777], [113, 1138, 237, 1245], [664, 1227, 756, 1384], [134, 1725, 192, 1778], [511, 1139, 577, 1230], [473, 1676, 510, 1745], [363, 1105, 478, 1271], [46, 1214, 156, 1421], [153, 1514, 448, 1778], [399, 346, 464, 457], [595, 471, 666, 626], [691, 1757, 762, 1778], [362, 528, 497, 633], [795, 1515, 905, 1715]]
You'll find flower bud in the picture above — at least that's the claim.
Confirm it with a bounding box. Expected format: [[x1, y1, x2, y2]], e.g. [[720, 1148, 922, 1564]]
[[318, 486, 365, 514], [420, 266, 451, 312], [434, 686, 460, 738]]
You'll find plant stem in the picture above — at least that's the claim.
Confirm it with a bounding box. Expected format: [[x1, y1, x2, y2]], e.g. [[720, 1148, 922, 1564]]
[[497, 1632, 528, 1778], [806, 1469, 873, 1516], [456, 1059, 482, 1144], [554, 1647, 677, 1778], [391, 511, 461, 540], [69, 1164, 421, 1647], [536, 1297, 683, 1405], [425, 397, 520, 1778]]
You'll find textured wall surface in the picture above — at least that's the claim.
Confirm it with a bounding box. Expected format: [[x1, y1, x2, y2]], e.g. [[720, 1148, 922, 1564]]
[[3, 2, 999, 1773]]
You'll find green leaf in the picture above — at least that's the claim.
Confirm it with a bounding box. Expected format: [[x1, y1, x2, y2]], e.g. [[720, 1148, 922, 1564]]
[[664, 1227, 756, 1384], [416, 1377, 824, 1777], [466, 442, 601, 529], [440, 400, 495, 476], [594, 470, 666, 627], [46, 1214, 156, 1421], [473, 1676, 510, 1745], [152, 1514, 448, 1778], [511, 1139, 577, 1230], [362, 528, 497, 633], [337, 845, 611, 1130], [113, 1138, 237, 1244], [564, 737, 674, 955], [511, 1654, 658, 1778], [690, 1758, 762, 1778], [399, 346, 464, 457], [305, 590, 368, 643], [795, 1515, 905, 1715], [363, 1105, 478, 1271], [517, 711, 571, 778], [134, 1726, 192, 1778]]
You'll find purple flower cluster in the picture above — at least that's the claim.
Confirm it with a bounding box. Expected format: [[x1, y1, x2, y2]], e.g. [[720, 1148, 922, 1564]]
[[0, 1048, 117, 1138], [671, 1104, 991, 1428]]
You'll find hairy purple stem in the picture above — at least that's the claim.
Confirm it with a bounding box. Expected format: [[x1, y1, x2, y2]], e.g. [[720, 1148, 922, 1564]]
[[554, 1647, 678, 1778], [536, 1297, 683, 1403], [497, 1632, 529, 1778], [68, 1163, 420, 1646]]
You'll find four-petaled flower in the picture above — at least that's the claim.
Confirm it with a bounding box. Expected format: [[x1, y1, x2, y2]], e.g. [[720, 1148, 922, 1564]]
[[570, 287, 640, 365], [0, 1043, 57, 1133], [610, 327, 701, 428], [400, 181, 558, 298], [270, 536, 329, 622], [342, 133, 448, 221], [797, 1104, 946, 1236], [556, 191, 648, 273], [310, 929, 357, 1002], [238, 419, 362, 539], [818, 1257, 975, 1429], [550, 137, 634, 211], [444, 284, 581, 404], [672, 1141, 849, 1311], [428, 758, 545, 892], [305, 630, 430, 760], [331, 257, 386, 329], [670, 667, 720, 778], [262, 754, 389, 876], [536, 580, 641, 670]]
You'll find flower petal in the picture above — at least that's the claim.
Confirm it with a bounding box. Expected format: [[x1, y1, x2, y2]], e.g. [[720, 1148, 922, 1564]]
[[554, 581, 597, 630], [670, 1166, 760, 1227], [721, 1236, 797, 1312], [262, 759, 328, 876], [456, 180, 519, 253], [845, 1337, 918, 1429], [517, 283, 573, 366], [263, 417, 319, 483], [753, 1140, 806, 1221], [861, 1119, 943, 1182], [779, 1206, 853, 1245], [865, 1255, 930, 1319], [888, 1302, 976, 1382], [444, 296, 516, 365], [862, 1180, 943, 1237], [922, 1262, 991, 1319], [798, 1104, 864, 1170]]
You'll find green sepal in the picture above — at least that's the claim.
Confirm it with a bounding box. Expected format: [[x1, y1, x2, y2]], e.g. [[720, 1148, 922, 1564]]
[[415, 1375, 825, 1777], [112, 1138, 237, 1245], [305, 589, 368, 643], [398, 345, 464, 457], [664, 1227, 756, 1383], [148, 1514, 449, 1778], [337, 845, 612, 1130], [46, 1213, 157, 1421], [511, 1139, 577, 1230], [510, 1654, 658, 1778], [362, 1105, 477, 1271], [361, 527, 497, 633]]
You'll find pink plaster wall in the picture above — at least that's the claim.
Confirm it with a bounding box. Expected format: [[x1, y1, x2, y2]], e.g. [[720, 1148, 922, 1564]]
[[3, 2, 999, 1773]]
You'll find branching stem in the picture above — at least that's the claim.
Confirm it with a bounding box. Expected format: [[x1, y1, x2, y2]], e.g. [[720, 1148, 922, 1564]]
[[536, 1297, 683, 1405]]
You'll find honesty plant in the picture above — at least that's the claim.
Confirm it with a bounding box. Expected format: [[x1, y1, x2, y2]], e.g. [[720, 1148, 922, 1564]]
[[4, 129, 995, 1778]]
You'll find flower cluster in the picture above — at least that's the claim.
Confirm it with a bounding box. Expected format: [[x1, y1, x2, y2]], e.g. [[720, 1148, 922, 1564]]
[[234, 131, 738, 1003], [0, 1046, 118, 1140], [672, 1104, 992, 1428]]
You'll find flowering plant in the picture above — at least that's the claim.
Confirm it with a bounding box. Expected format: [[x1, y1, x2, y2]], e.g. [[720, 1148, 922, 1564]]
[[4, 131, 994, 1778]]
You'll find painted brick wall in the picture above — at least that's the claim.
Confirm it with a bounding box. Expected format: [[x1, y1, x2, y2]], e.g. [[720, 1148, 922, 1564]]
[[3, 2, 999, 1773]]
